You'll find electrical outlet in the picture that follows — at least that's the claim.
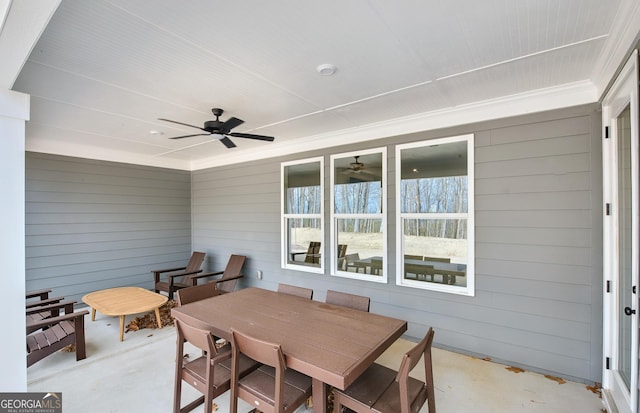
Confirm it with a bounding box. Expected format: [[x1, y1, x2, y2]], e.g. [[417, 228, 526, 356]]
[[257, 270, 263, 280]]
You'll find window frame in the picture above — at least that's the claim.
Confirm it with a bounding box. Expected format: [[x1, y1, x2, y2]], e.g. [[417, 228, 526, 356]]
[[395, 134, 475, 295], [281, 156, 325, 274], [330, 147, 387, 283]]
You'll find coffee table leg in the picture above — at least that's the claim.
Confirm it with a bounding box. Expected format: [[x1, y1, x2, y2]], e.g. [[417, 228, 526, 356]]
[[154, 307, 163, 329], [91, 308, 96, 321], [119, 315, 125, 342]]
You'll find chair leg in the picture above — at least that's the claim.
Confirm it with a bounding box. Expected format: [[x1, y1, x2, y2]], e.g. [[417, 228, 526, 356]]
[[174, 337, 184, 413], [74, 316, 87, 361]]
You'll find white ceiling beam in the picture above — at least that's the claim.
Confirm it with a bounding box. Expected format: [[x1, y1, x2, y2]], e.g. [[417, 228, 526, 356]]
[[0, 0, 60, 89]]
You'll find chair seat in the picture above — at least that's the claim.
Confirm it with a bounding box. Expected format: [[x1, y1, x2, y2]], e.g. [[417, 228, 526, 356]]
[[239, 368, 310, 411], [256, 365, 312, 392], [340, 363, 397, 408], [183, 357, 233, 392], [332, 328, 435, 413], [155, 281, 191, 293], [372, 375, 427, 413]]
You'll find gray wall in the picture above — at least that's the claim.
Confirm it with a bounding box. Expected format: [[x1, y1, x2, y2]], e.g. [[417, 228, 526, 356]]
[[192, 103, 603, 383], [25, 153, 192, 302], [23, 103, 602, 383]]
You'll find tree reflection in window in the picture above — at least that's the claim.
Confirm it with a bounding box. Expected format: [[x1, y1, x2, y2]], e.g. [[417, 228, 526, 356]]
[[282, 157, 323, 272], [331, 149, 386, 282]]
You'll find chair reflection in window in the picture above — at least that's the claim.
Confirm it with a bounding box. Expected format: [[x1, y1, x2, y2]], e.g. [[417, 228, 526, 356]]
[[336, 244, 348, 270], [290, 241, 321, 265]]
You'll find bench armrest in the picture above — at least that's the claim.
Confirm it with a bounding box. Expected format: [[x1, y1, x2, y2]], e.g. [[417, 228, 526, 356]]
[[26, 300, 77, 316], [26, 296, 64, 308], [26, 289, 52, 300], [190, 270, 224, 281], [26, 309, 89, 332]]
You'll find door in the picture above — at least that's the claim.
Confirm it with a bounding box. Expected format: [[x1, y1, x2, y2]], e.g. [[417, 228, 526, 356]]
[[603, 50, 639, 413]]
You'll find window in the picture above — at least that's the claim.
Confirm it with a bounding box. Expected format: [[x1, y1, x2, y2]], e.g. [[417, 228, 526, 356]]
[[395, 135, 474, 295], [282, 157, 324, 273], [331, 148, 387, 282]]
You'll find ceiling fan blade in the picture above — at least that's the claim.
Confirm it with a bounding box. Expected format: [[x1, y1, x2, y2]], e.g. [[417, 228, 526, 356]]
[[169, 133, 212, 140], [220, 117, 244, 133], [227, 132, 275, 142], [220, 136, 237, 148], [158, 118, 206, 131]]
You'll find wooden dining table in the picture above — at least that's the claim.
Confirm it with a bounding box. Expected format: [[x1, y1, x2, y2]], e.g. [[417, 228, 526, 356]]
[[171, 287, 407, 413]]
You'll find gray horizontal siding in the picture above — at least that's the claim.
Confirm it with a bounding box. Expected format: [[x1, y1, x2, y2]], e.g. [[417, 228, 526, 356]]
[[191, 104, 602, 383], [23, 103, 602, 383], [25, 153, 192, 302]]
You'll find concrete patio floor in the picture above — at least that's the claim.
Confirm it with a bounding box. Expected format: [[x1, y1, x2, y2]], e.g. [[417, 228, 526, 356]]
[[27, 305, 605, 412]]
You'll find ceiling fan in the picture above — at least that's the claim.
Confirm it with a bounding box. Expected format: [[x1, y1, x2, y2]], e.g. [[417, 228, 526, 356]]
[[343, 156, 366, 173], [339, 156, 380, 179], [158, 108, 275, 148]]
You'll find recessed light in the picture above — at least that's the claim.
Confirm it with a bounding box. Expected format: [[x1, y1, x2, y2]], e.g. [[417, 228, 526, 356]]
[[316, 64, 337, 76], [149, 130, 164, 135]]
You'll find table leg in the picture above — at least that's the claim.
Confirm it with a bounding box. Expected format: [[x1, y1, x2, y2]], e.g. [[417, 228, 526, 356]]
[[90, 308, 96, 321], [312, 378, 327, 413], [119, 315, 125, 342], [154, 307, 163, 328]]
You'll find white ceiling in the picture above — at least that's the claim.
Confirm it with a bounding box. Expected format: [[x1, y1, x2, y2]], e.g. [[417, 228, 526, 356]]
[[7, 0, 640, 171]]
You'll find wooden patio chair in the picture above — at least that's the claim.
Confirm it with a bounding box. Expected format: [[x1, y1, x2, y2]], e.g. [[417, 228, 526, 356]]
[[345, 253, 362, 272], [277, 283, 313, 299], [304, 241, 321, 264], [325, 290, 370, 312], [26, 304, 89, 367], [173, 319, 259, 413], [229, 329, 312, 413], [153, 251, 206, 300], [190, 254, 246, 294], [26, 289, 66, 328], [27, 300, 79, 334], [337, 244, 348, 270], [333, 327, 436, 413]]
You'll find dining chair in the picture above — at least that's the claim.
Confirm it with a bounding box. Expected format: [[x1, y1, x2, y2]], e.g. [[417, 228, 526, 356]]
[[332, 327, 436, 413], [153, 251, 206, 300], [277, 283, 313, 299], [173, 319, 259, 413], [229, 329, 312, 413], [176, 282, 220, 306], [325, 290, 370, 312]]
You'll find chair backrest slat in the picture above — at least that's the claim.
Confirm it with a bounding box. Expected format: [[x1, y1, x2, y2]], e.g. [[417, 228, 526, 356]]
[[325, 290, 370, 312], [176, 282, 219, 306], [175, 318, 217, 355], [181, 251, 206, 284], [277, 283, 313, 299], [216, 254, 246, 293]]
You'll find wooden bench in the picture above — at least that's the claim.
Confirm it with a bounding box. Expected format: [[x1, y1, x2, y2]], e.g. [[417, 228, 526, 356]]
[[26, 308, 89, 367]]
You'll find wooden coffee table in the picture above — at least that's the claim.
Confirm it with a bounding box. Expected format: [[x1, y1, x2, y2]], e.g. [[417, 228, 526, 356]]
[[82, 287, 168, 341]]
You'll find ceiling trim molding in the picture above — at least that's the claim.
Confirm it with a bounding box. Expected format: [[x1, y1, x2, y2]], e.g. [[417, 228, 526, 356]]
[[25, 80, 597, 172], [190, 80, 597, 171], [592, 0, 640, 98], [26, 138, 191, 170]]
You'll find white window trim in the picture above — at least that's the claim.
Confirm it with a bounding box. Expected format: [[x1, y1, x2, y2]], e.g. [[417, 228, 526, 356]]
[[281, 156, 324, 274], [395, 134, 475, 296], [330, 147, 387, 283]]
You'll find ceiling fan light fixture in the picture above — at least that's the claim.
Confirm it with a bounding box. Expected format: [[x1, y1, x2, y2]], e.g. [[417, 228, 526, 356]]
[[317, 63, 337, 76]]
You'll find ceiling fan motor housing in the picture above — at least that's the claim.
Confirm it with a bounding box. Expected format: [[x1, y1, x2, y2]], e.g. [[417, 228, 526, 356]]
[[204, 120, 222, 133]]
